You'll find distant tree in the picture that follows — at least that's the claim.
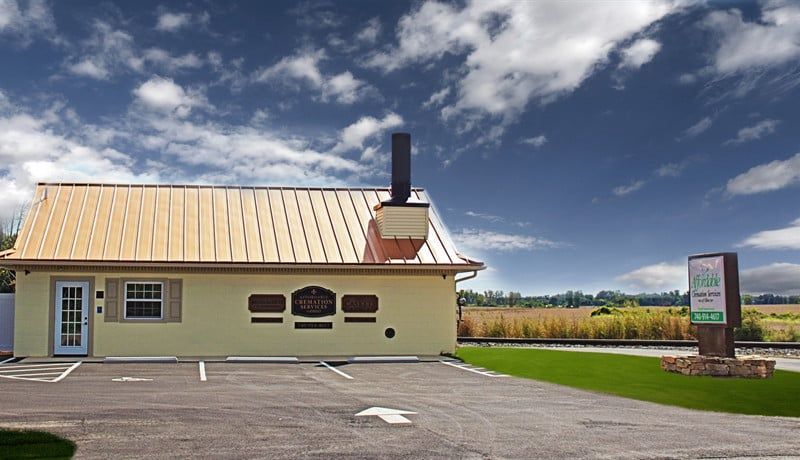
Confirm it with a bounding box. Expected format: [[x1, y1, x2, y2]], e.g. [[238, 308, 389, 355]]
[[508, 291, 522, 307], [0, 208, 25, 293]]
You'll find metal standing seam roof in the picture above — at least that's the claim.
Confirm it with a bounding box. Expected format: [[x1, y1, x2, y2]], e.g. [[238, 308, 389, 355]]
[[1, 183, 483, 270]]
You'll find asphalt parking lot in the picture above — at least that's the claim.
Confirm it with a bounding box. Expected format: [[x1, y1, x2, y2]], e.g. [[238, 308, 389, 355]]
[[1, 359, 799, 459]]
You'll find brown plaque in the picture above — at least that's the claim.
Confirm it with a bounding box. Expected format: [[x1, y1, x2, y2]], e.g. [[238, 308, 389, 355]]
[[344, 317, 376, 323], [251, 317, 283, 323], [291, 286, 336, 317], [295, 322, 333, 329], [342, 295, 379, 313], [249, 294, 286, 312]]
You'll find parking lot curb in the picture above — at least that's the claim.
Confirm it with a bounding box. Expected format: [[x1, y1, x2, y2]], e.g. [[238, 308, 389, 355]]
[[225, 356, 300, 363], [104, 357, 179, 363], [347, 356, 420, 364]]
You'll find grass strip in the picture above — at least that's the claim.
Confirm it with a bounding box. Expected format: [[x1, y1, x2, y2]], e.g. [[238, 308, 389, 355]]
[[0, 429, 76, 459], [456, 347, 800, 417]]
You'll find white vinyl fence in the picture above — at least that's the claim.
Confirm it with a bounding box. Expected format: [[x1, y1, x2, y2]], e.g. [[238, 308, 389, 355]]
[[0, 294, 13, 352]]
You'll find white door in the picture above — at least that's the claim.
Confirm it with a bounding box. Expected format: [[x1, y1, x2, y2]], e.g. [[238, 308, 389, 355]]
[[54, 281, 89, 355]]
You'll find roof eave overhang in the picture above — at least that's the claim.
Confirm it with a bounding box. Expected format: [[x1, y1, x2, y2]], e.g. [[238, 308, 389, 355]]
[[1, 259, 486, 275]]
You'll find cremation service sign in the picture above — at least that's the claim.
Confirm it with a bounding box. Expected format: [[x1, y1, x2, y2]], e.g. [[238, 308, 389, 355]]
[[689, 255, 727, 324]]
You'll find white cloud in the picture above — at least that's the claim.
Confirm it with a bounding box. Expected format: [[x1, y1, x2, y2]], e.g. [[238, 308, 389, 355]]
[[422, 87, 451, 109], [68, 59, 109, 80], [370, 1, 682, 138], [520, 135, 547, 148], [724, 119, 780, 145], [740, 217, 800, 250], [465, 211, 503, 223], [155, 12, 196, 32], [65, 20, 207, 80], [656, 162, 685, 177], [726, 152, 800, 195], [355, 17, 381, 43], [613, 179, 645, 197], [0, 0, 56, 45], [133, 76, 208, 117], [143, 48, 204, 72], [65, 20, 143, 80], [616, 262, 686, 291], [741, 263, 800, 295], [132, 113, 364, 185], [704, 2, 800, 75], [453, 228, 562, 252], [254, 49, 372, 104], [618, 38, 662, 69], [322, 71, 368, 104], [332, 112, 403, 154], [680, 116, 713, 139]]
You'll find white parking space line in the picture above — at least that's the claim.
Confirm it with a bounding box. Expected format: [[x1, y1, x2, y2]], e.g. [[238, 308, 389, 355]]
[[0, 361, 81, 383], [199, 361, 207, 381], [0, 357, 15, 365], [52, 361, 82, 383], [440, 359, 509, 378], [320, 361, 353, 380]]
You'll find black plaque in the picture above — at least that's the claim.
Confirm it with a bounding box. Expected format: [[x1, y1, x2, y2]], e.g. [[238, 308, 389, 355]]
[[342, 295, 379, 313], [251, 317, 283, 323], [291, 286, 336, 317], [295, 322, 333, 329], [345, 317, 376, 323], [249, 294, 286, 312]]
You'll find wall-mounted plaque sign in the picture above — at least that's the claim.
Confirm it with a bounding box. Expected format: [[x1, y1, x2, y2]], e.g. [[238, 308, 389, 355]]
[[342, 295, 379, 313], [291, 286, 336, 317], [248, 294, 286, 313], [295, 322, 333, 329]]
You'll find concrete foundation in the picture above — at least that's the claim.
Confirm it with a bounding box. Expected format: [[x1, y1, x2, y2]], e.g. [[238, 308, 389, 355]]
[[661, 354, 775, 378]]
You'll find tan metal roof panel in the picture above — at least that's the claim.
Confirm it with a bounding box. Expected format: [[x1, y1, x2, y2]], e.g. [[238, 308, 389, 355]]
[[71, 185, 101, 259], [295, 189, 327, 263], [2, 183, 483, 271], [240, 188, 264, 263]]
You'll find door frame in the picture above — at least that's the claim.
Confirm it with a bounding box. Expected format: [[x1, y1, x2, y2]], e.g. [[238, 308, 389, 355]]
[[49, 276, 95, 357]]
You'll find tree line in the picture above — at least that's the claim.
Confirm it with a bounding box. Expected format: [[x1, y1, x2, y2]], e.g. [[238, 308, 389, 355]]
[[458, 289, 800, 308], [0, 209, 25, 293]]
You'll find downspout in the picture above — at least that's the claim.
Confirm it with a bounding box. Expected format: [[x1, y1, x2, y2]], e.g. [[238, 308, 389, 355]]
[[454, 270, 478, 328]]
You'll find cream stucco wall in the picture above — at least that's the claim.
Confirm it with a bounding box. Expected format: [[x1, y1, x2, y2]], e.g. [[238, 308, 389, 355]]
[[14, 270, 458, 357]]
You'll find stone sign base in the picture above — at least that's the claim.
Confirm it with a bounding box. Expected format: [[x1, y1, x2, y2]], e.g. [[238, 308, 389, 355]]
[[661, 355, 775, 378]]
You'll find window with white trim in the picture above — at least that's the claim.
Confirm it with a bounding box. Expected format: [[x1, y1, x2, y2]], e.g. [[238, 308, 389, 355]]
[[124, 282, 164, 319]]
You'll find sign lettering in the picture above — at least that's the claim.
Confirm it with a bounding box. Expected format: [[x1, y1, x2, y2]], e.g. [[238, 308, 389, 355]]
[[689, 255, 727, 325], [342, 295, 379, 313], [291, 286, 336, 317], [248, 294, 286, 313]]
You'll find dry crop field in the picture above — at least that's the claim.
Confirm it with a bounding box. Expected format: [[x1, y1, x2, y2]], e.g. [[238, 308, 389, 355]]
[[459, 305, 800, 341]]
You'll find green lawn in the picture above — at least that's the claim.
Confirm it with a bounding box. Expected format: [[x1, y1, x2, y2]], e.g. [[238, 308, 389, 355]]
[[0, 429, 76, 459], [456, 347, 800, 417]]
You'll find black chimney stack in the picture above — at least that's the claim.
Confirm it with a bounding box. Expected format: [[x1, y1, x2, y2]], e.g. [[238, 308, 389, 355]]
[[391, 132, 411, 203]]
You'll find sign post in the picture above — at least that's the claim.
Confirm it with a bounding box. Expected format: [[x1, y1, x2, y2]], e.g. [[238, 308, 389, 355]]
[[688, 252, 741, 358]]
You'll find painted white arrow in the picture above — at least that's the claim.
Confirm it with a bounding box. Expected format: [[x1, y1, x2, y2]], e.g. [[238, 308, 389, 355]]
[[355, 407, 417, 424]]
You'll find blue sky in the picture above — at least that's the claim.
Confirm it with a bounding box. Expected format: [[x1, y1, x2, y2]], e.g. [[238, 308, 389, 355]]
[[1, 0, 799, 295]]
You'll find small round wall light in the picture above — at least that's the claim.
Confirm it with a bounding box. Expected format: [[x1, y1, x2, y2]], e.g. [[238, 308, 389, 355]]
[[384, 327, 396, 339]]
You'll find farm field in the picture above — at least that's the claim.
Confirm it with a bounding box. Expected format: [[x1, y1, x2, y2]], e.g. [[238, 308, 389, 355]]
[[459, 305, 800, 341]]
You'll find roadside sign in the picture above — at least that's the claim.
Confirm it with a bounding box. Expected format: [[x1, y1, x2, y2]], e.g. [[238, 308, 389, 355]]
[[688, 252, 741, 327]]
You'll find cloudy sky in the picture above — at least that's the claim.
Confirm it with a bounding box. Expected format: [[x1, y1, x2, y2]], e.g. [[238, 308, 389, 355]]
[[1, 0, 799, 295]]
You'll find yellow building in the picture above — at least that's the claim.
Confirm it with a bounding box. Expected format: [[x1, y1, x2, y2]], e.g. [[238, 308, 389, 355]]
[[0, 134, 483, 358]]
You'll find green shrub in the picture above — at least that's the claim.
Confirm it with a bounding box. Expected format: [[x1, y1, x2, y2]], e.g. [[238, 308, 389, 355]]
[[734, 309, 765, 341]]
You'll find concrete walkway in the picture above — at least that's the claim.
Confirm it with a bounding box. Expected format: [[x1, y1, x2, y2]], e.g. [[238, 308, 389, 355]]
[[553, 346, 800, 373]]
